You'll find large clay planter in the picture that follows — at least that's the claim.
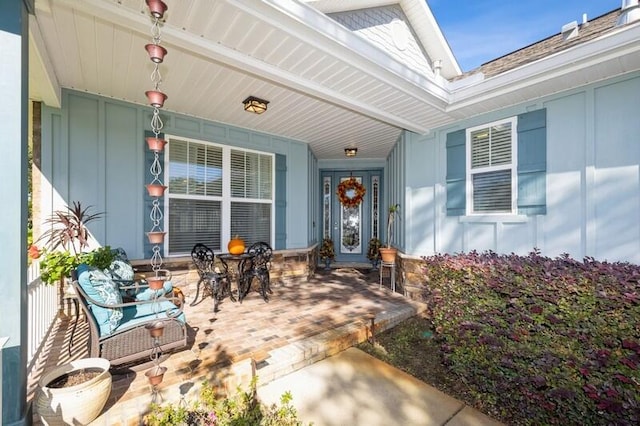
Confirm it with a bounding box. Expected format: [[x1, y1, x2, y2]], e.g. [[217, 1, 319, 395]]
[[379, 247, 397, 263], [35, 357, 111, 426]]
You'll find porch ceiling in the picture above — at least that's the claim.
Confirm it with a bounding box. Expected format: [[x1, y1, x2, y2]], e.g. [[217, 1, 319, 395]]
[[30, 0, 455, 160], [29, 1, 640, 161]]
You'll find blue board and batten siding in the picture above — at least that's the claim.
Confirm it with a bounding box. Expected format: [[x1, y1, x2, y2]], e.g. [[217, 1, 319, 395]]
[[40, 89, 314, 259], [403, 72, 640, 264]]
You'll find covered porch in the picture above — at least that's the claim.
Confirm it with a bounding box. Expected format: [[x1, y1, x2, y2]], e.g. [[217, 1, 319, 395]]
[[27, 264, 426, 424]]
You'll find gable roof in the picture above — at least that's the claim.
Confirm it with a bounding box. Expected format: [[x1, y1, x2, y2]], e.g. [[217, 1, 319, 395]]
[[304, 0, 461, 79]]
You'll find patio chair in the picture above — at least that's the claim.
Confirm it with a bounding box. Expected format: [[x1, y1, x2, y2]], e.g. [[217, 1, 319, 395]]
[[71, 264, 187, 367], [190, 243, 231, 311], [238, 242, 273, 302], [104, 247, 174, 301]]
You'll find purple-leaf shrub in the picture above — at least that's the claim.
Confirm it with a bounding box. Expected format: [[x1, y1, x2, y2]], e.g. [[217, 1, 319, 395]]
[[421, 250, 640, 425]]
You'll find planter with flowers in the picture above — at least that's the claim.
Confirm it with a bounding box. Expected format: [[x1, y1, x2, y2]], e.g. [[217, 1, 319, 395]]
[[366, 238, 382, 270], [318, 237, 335, 270], [31, 201, 114, 286]]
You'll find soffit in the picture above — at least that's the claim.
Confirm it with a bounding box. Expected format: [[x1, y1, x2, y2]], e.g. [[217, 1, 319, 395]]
[[30, 0, 454, 160]]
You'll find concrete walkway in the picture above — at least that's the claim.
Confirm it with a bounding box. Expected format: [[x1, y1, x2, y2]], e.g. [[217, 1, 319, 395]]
[[258, 347, 504, 426]]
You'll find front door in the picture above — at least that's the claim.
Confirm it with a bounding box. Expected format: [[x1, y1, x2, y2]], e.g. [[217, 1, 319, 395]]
[[320, 170, 382, 263]]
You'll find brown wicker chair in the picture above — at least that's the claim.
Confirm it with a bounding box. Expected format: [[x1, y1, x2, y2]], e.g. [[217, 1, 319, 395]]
[[71, 275, 188, 367]]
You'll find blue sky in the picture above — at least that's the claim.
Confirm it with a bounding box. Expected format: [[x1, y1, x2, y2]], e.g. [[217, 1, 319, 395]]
[[428, 0, 622, 71]]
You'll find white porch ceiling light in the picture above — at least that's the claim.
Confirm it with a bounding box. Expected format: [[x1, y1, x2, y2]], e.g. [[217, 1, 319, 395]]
[[243, 96, 269, 114], [344, 147, 358, 157]]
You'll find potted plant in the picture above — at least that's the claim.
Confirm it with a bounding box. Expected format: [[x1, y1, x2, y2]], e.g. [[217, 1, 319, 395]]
[[379, 204, 400, 263], [318, 237, 335, 270], [33, 201, 114, 285], [35, 357, 112, 425], [366, 238, 382, 269]]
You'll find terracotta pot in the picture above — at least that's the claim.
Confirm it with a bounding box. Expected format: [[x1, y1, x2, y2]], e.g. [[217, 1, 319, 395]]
[[145, 0, 168, 19], [147, 278, 165, 290], [36, 358, 111, 426], [379, 247, 397, 263], [146, 137, 167, 152], [146, 184, 167, 197], [147, 231, 166, 244], [145, 321, 165, 337], [145, 44, 167, 63], [145, 366, 167, 386], [145, 90, 167, 108]]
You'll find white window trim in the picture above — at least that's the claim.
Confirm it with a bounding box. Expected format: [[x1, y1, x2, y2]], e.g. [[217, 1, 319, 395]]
[[162, 134, 276, 256], [465, 117, 518, 215]]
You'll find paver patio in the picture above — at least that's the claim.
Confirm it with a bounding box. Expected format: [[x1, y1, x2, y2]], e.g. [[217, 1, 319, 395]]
[[28, 266, 426, 425]]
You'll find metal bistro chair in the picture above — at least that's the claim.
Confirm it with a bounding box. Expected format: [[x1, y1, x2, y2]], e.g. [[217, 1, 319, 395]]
[[238, 242, 273, 302], [190, 243, 232, 311]]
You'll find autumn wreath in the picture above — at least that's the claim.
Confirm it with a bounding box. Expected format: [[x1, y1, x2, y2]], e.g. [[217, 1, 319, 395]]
[[336, 177, 366, 208]]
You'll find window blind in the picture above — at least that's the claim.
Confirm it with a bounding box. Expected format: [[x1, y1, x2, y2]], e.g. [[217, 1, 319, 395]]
[[168, 139, 222, 196], [168, 198, 221, 253], [472, 170, 512, 212], [230, 150, 272, 199], [230, 202, 271, 244]]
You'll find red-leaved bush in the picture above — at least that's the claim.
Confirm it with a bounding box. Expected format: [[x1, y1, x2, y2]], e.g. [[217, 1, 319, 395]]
[[421, 250, 639, 425]]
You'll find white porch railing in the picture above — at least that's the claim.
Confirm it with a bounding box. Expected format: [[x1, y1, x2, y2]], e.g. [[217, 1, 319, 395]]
[[26, 262, 58, 374]]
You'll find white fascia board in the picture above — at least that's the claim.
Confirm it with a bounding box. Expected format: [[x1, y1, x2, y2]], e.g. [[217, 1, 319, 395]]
[[447, 24, 640, 111], [304, 0, 396, 12], [400, 0, 462, 79], [29, 15, 60, 107]]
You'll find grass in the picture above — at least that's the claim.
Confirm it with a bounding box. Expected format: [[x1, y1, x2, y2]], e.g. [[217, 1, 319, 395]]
[[359, 250, 640, 426]]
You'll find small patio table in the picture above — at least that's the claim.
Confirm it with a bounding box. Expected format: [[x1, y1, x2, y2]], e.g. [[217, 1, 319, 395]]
[[218, 252, 254, 300]]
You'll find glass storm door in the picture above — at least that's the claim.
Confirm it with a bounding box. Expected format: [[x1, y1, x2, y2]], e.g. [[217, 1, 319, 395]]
[[321, 171, 381, 263]]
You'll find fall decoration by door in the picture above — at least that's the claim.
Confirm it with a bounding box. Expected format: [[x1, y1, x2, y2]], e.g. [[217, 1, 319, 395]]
[[336, 177, 366, 208]]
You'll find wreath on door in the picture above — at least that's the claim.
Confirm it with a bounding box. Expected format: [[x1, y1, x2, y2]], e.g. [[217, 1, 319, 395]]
[[336, 177, 366, 208]]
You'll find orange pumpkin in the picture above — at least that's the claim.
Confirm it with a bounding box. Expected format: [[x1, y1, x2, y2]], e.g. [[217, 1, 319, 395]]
[[228, 236, 245, 255]]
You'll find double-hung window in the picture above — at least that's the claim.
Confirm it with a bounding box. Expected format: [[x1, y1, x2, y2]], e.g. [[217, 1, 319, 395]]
[[466, 117, 517, 214], [165, 137, 274, 255]]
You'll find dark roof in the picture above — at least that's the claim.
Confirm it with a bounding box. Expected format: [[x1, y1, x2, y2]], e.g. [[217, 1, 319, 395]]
[[451, 9, 621, 81]]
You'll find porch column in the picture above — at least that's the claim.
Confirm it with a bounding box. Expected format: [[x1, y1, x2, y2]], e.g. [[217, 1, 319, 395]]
[[0, 0, 33, 424]]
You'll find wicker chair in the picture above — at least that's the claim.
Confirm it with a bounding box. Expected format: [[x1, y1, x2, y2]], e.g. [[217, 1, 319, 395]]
[[238, 242, 273, 302], [71, 267, 187, 367]]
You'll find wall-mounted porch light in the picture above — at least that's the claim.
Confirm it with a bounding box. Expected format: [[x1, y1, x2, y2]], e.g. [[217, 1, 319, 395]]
[[344, 148, 358, 157], [243, 96, 269, 114]]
